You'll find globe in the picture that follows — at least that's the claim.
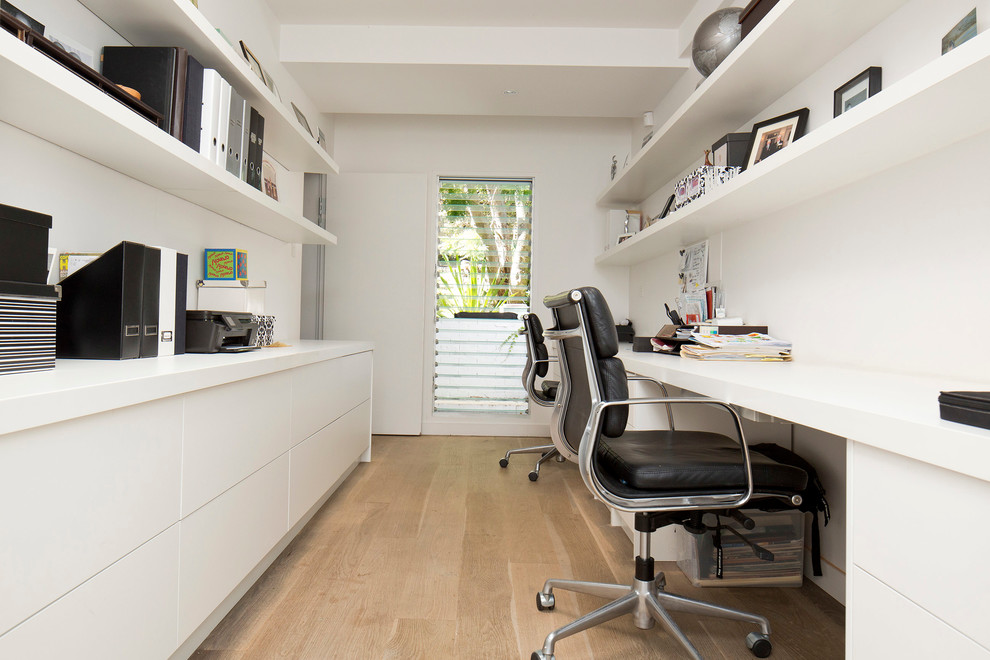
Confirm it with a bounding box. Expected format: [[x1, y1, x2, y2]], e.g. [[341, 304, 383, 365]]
[[691, 8, 743, 78]]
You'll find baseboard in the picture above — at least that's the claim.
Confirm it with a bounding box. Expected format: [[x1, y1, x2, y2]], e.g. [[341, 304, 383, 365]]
[[420, 419, 549, 436]]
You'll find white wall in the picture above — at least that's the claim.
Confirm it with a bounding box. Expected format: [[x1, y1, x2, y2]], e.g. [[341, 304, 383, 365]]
[[629, 0, 990, 381], [326, 113, 632, 435]]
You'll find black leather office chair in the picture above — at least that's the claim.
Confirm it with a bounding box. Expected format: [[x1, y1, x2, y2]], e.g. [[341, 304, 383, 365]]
[[531, 287, 809, 660], [499, 313, 564, 481]]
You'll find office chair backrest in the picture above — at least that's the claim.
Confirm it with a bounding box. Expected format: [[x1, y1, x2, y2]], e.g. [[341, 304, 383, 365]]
[[545, 287, 628, 450], [522, 313, 550, 379]]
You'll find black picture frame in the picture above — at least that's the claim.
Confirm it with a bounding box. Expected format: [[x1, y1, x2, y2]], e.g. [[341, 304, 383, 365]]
[[239, 40, 267, 86], [659, 194, 675, 220], [291, 102, 313, 138], [743, 108, 809, 170], [833, 67, 881, 118]]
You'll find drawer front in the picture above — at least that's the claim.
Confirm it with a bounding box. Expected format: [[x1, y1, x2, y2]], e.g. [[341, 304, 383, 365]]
[[849, 567, 989, 659], [181, 370, 292, 516], [289, 399, 371, 526], [851, 443, 990, 649], [0, 398, 181, 635], [0, 525, 180, 660], [291, 351, 372, 445], [178, 454, 289, 640]]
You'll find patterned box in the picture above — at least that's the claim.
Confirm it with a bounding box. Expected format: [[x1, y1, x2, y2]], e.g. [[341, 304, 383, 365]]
[[672, 166, 741, 212], [204, 249, 247, 281]]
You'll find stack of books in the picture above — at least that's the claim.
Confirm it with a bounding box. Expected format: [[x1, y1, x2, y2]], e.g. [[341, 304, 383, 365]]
[[680, 332, 792, 362]]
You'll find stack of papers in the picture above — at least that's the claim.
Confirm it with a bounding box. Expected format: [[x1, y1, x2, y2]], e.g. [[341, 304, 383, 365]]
[[680, 333, 792, 362]]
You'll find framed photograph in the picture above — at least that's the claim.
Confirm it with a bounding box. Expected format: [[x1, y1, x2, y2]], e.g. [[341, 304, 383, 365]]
[[617, 233, 635, 245], [317, 128, 328, 152], [239, 41, 266, 85], [261, 159, 278, 201], [291, 102, 313, 137], [943, 9, 977, 54], [834, 67, 881, 117], [263, 69, 281, 101], [47, 30, 95, 69], [744, 108, 809, 170]]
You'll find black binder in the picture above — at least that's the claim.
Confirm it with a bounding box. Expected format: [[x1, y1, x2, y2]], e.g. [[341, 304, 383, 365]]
[[939, 391, 990, 431], [101, 46, 188, 141], [140, 246, 160, 358], [181, 55, 205, 152], [174, 252, 188, 355], [56, 241, 146, 360], [247, 107, 263, 189]]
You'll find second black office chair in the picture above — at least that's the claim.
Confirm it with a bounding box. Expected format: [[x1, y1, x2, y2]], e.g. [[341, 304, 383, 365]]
[[499, 313, 564, 481], [532, 287, 810, 660]]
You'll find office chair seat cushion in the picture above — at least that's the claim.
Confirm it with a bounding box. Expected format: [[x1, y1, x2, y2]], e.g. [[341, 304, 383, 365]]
[[596, 431, 808, 497]]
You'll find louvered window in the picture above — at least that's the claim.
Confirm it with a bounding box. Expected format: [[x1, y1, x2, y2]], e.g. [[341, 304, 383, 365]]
[[433, 178, 532, 415]]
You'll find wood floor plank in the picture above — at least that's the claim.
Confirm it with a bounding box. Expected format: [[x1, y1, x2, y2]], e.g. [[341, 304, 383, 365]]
[[197, 435, 844, 659]]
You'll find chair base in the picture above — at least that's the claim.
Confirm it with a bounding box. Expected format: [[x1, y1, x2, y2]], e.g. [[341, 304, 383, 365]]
[[532, 572, 772, 660], [499, 444, 559, 480]]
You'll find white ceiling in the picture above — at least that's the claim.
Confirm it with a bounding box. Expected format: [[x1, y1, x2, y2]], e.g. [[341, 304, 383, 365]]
[[264, 0, 707, 118], [264, 0, 698, 29]]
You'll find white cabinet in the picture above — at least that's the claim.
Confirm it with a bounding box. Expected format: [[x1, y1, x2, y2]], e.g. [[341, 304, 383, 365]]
[[178, 455, 290, 639], [0, 397, 182, 635], [849, 567, 989, 659], [181, 370, 293, 516], [850, 443, 990, 652], [291, 351, 373, 444], [290, 400, 372, 526], [0, 526, 181, 660], [0, 343, 373, 659]]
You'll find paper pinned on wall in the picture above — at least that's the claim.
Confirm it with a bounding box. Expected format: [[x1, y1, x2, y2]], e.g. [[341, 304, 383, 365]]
[[678, 239, 708, 293]]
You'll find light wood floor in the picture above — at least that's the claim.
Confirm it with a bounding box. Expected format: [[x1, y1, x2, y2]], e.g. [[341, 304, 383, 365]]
[[193, 435, 844, 659]]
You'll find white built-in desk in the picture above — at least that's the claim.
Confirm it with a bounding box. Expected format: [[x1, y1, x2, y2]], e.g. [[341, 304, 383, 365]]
[[619, 347, 990, 659], [0, 340, 374, 660]]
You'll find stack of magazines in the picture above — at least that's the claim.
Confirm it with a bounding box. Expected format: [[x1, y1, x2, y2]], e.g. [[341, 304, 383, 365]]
[[680, 332, 792, 361]]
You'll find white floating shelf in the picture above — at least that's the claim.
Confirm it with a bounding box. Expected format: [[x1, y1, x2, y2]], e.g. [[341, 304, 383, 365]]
[[79, 0, 338, 175], [597, 0, 910, 208], [597, 32, 990, 267], [0, 30, 336, 246]]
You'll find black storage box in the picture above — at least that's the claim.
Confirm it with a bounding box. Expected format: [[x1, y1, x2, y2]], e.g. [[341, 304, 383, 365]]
[[0, 202, 52, 284], [939, 391, 990, 431], [711, 133, 751, 169], [740, 0, 781, 40]]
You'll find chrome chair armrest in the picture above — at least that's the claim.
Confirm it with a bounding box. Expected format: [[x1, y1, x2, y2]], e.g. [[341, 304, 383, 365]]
[[625, 374, 674, 429], [578, 397, 753, 514]]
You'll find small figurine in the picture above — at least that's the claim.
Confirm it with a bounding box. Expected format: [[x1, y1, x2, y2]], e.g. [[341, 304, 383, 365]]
[[704, 149, 713, 167], [610, 155, 618, 180]]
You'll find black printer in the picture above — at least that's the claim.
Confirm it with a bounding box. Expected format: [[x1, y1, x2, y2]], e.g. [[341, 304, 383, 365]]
[[185, 310, 258, 353]]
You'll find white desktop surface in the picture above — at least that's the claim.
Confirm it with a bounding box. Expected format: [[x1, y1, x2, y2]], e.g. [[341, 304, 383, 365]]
[[0, 340, 374, 436], [618, 347, 990, 484]]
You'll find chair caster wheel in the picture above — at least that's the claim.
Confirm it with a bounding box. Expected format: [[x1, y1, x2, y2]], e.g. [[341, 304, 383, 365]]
[[531, 651, 554, 660], [746, 632, 772, 658], [528, 471, 539, 481], [499, 458, 509, 468], [536, 591, 555, 611]]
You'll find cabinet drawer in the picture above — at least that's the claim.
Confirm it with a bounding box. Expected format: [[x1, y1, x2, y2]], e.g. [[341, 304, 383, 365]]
[[0, 525, 180, 660], [178, 454, 289, 640], [291, 351, 372, 444], [0, 398, 181, 635], [289, 399, 371, 526], [851, 443, 990, 649], [181, 370, 292, 516], [849, 567, 989, 658]]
